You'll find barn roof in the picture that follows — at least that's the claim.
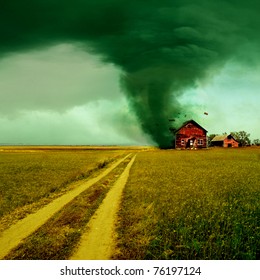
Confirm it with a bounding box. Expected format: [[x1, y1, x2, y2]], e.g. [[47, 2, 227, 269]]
[[175, 119, 208, 133], [211, 135, 227, 141], [211, 134, 238, 142]]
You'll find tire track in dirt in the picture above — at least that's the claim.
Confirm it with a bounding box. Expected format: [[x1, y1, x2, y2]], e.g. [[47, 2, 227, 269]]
[[70, 154, 136, 260], [0, 154, 131, 260]]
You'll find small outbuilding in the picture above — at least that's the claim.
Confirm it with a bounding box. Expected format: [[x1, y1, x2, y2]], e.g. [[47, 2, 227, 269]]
[[174, 119, 208, 149], [211, 134, 239, 148]]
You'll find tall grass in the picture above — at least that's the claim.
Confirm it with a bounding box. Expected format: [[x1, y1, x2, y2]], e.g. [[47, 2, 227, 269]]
[[115, 148, 260, 260], [4, 156, 133, 260], [0, 148, 126, 219]]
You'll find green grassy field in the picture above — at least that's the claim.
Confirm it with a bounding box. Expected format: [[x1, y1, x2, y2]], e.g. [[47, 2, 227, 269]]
[[114, 148, 260, 260], [0, 146, 128, 222]]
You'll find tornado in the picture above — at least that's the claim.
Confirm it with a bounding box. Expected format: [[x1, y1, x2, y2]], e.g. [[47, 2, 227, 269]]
[[1, 1, 259, 147]]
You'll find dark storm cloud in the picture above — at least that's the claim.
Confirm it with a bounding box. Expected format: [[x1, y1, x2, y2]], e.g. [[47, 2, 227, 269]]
[[1, 0, 260, 147]]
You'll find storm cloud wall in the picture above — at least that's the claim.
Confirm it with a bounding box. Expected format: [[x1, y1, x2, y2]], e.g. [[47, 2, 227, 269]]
[[1, 1, 260, 147]]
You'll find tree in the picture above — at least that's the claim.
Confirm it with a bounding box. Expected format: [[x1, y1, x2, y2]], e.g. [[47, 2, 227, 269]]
[[231, 131, 251, 146], [253, 139, 260, 146], [208, 134, 216, 147]]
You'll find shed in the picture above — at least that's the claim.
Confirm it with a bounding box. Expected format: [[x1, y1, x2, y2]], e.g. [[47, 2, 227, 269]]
[[211, 134, 239, 148], [174, 120, 208, 149]]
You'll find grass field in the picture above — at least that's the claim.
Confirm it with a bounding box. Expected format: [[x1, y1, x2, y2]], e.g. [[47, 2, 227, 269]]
[[114, 148, 260, 260], [4, 156, 134, 260], [0, 146, 128, 223], [0, 146, 259, 260]]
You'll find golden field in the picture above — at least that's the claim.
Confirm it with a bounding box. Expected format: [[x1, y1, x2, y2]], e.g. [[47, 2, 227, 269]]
[[0, 146, 259, 259], [115, 147, 260, 260], [0, 146, 129, 222]]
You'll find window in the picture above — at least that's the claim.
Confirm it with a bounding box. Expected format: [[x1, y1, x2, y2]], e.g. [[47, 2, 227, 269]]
[[198, 139, 203, 145], [181, 139, 185, 145]]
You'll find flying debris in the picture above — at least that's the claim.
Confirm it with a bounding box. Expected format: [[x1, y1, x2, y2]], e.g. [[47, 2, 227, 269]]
[[204, 112, 209, 115]]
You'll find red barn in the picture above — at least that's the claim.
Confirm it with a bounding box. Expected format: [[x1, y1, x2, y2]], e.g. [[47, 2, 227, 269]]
[[211, 134, 239, 148], [174, 120, 207, 149]]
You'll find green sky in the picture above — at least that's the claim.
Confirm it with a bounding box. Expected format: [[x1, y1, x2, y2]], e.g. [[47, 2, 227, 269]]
[[0, 1, 259, 146]]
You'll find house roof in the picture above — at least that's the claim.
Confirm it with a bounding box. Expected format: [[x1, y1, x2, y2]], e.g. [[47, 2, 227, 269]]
[[211, 134, 238, 142], [175, 119, 208, 133]]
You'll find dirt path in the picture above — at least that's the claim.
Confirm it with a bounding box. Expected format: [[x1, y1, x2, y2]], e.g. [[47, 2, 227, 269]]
[[0, 154, 131, 260], [70, 154, 136, 260]]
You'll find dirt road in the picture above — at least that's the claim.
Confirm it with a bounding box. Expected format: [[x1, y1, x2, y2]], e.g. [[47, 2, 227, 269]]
[[70, 154, 136, 260], [0, 154, 132, 260]]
